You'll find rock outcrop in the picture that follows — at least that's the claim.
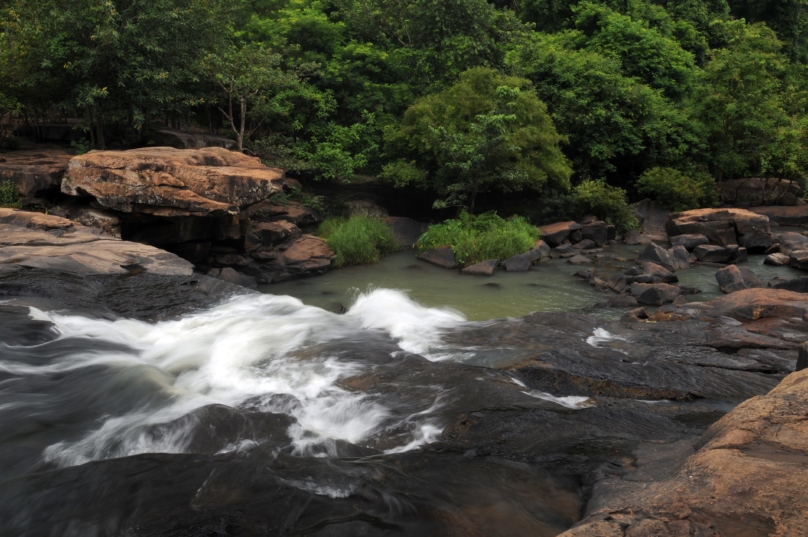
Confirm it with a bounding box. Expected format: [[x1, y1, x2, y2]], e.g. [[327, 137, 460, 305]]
[[720, 177, 802, 207], [0, 208, 193, 276], [667, 208, 772, 250], [751, 205, 808, 226], [0, 149, 72, 200], [715, 265, 762, 293], [62, 147, 284, 216]]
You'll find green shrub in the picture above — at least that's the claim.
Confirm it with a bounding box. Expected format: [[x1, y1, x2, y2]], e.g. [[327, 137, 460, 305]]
[[573, 180, 637, 233], [319, 215, 397, 267], [636, 167, 715, 212], [0, 181, 21, 208], [416, 211, 540, 266]]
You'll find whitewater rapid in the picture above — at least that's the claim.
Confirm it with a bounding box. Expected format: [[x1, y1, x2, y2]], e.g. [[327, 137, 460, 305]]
[[7, 289, 466, 468]]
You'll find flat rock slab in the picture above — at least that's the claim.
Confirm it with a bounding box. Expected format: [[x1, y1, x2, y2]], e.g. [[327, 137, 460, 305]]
[[461, 259, 498, 276], [693, 244, 744, 263], [667, 208, 771, 247], [417, 245, 458, 269], [62, 147, 284, 216], [0, 208, 193, 276], [751, 205, 808, 226]]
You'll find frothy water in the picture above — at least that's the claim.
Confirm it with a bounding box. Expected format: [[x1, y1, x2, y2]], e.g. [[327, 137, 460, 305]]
[[3, 290, 467, 468]]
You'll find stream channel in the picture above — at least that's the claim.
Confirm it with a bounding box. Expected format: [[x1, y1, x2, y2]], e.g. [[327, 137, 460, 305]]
[[0, 243, 800, 536]]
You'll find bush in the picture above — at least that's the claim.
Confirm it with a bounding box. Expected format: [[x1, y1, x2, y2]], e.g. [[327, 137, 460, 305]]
[[416, 211, 540, 266], [319, 215, 397, 267], [573, 180, 637, 233], [0, 181, 21, 208], [636, 167, 715, 212]]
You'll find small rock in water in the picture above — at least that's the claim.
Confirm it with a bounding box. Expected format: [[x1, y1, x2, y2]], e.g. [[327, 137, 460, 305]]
[[764, 253, 790, 266], [789, 250, 808, 270], [568, 255, 593, 265], [417, 246, 459, 269], [462, 259, 498, 276], [715, 265, 762, 294]]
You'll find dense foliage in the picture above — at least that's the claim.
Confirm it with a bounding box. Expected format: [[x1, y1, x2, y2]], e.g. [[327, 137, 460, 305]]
[[0, 180, 21, 208], [2, 0, 808, 217], [416, 211, 540, 265], [319, 215, 397, 266]]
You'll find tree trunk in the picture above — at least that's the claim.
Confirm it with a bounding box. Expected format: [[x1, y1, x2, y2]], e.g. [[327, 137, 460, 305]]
[[96, 112, 106, 150], [238, 97, 247, 152]]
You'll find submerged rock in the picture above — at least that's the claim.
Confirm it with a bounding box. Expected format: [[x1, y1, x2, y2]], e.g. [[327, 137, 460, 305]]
[[461, 258, 498, 276]]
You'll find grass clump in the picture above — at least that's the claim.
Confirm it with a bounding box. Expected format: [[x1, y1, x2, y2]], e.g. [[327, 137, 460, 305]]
[[0, 180, 21, 208], [417, 211, 540, 266], [319, 215, 397, 267]]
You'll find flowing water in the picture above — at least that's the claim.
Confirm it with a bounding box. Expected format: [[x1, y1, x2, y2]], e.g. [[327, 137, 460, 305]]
[[0, 244, 801, 535]]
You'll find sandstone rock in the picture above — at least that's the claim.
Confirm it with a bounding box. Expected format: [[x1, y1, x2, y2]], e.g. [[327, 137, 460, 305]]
[[772, 276, 808, 293], [720, 177, 802, 207], [63, 147, 284, 216], [667, 208, 771, 247], [461, 259, 498, 276], [567, 254, 593, 265], [581, 221, 608, 246], [773, 231, 808, 255], [539, 221, 581, 247], [630, 282, 680, 305], [764, 252, 790, 266], [693, 244, 740, 263], [750, 205, 808, 225], [0, 150, 71, 198], [216, 267, 258, 290], [708, 288, 808, 321], [789, 249, 808, 270], [381, 217, 428, 249], [637, 243, 693, 272], [669, 233, 708, 251], [70, 207, 122, 238], [715, 265, 762, 293], [280, 235, 333, 269], [0, 208, 193, 276], [246, 200, 321, 227], [417, 245, 458, 269], [152, 129, 236, 150], [250, 221, 301, 245]]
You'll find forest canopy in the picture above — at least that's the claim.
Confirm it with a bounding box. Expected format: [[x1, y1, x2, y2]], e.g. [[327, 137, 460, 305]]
[[2, 0, 808, 216]]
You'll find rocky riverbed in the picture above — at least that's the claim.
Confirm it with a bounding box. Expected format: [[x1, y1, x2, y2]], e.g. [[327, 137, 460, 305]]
[[1, 204, 808, 536]]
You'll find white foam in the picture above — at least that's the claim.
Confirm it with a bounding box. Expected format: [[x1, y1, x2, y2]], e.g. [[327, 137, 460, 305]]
[[586, 327, 626, 348], [524, 391, 594, 409], [29, 291, 459, 466]]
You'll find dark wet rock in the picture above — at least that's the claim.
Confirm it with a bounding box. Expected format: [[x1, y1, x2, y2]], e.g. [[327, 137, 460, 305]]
[[715, 265, 762, 293], [550, 243, 575, 259], [561, 368, 808, 537], [637, 243, 693, 272], [503, 242, 549, 271], [217, 267, 258, 290], [693, 244, 740, 263], [461, 259, 497, 276], [581, 221, 608, 247], [630, 282, 681, 305], [750, 205, 808, 225], [670, 233, 708, 251], [573, 238, 596, 250], [772, 276, 808, 293], [798, 344, 808, 371], [381, 216, 428, 249], [720, 177, 802, 207], [594, 296, 639, 308], [740, 230, 776, 251], [773, 231, 808, 255], [632, 199, 669, 238], [568, 254, 593, 265], [677, 285, 702, 295], [417, 245, 458, 269], [763, 253, 789, 267], [539, 221, 582, 247], [606, 274, 628, 293], [789, 250, 808, 271], [251, 220, 302, 245], [641, 262, 678, 284]]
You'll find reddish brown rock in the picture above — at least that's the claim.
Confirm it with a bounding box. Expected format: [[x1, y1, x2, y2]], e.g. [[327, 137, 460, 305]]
[[539, 221, 582, 247], [461, 259, 498, 276], [62, 147, 284, 216], [667, 208, 770, 247], [0, 149, 71, 198], [706, 288, 808, 321], [417, 246, 459, 269], [280, 234, 333, 270]]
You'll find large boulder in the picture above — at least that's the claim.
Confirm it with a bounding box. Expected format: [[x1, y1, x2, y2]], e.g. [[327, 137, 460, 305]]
[[720, 177, 802, 207], [773, 276, 808, 293], [772, 232, 808, 255], [580, 221, 608, 246], [630, 282, 681, 305], [789, 250, 808, 270], [0, 150, 72, 199], [708, 288, 808, 321], [750, 205, 808, 226], [715, 265, 762, 293], [503, 241, 550, 272], [417, 246, 458, 269], [0, 208, 193, 276], [538, 221, 581, 247], [62, 147, 284, 216], [666, 208, 771, 248], [693, 244, 745, 264], [637, 243, 693, 272]]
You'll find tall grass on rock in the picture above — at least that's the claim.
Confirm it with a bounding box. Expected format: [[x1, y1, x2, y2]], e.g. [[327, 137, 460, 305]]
[[0, 181, 21, 208], [417, 212, 540, 266], [319, 215, 397, 267]]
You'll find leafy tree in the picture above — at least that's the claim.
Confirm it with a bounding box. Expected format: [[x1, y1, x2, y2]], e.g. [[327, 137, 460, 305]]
[[382, 67, 571, 213], [692, 20, 808, 182], [573, 179, 637, 232], [727, 0, 808, 62], [636, 166, 716, 211]]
